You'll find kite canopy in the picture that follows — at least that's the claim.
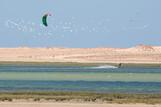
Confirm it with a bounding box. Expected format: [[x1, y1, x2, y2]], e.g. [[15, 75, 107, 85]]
[[42, 13, 51, 27]]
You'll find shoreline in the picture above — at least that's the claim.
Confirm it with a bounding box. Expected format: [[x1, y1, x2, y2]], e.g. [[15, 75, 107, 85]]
[[1, 102, 161, 107], [0, 92, 161, 104], [0, 61, 161, 68]]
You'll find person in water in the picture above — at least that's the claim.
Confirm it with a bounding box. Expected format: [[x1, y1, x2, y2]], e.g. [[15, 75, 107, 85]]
[[118, 63, 122, 68]]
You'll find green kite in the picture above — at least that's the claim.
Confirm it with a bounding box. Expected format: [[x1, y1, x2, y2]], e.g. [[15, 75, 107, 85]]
[[42, 13, 51, 27]]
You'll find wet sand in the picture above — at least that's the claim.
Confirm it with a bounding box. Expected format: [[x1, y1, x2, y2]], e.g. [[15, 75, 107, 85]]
[[0, 102, 160, 107]]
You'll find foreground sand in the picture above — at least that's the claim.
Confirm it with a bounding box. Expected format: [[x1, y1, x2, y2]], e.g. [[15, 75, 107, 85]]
[[0, 44, 161, 64], [0, 102, 161, 107]]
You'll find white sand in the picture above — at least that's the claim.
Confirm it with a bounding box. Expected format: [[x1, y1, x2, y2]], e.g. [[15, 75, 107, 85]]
[[0, 44, 161, 63], [0, 102, 160, 107]]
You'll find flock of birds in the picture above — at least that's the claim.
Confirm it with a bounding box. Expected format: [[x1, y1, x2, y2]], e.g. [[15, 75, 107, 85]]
[[4, 17, 149, 38]]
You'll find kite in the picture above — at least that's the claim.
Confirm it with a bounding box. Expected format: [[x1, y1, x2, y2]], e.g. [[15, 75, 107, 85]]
[[42, 13, 51, 27]]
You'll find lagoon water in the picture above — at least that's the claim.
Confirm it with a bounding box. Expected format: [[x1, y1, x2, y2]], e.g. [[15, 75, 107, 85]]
[[0, 64, 161, 93]]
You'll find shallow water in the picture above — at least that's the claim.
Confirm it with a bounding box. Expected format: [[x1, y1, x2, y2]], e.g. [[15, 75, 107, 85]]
[[0, 64, 161, 93]]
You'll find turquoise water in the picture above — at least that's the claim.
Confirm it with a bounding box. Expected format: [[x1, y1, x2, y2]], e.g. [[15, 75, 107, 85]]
[[0, 64, 161, 93]]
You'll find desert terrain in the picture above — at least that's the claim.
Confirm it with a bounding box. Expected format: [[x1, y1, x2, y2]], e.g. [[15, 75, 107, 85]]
[[0, 44, 161, 64]]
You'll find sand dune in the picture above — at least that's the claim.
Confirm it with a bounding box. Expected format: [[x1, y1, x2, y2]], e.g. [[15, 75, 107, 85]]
[[0, 44, 161, 63]]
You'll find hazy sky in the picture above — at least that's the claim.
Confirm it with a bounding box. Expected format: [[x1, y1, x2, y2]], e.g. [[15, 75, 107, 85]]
[[0, 0, 161, 48]]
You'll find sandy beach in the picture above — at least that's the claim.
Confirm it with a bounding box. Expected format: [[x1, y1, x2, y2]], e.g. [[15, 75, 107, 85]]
[[0, 102, 161, 107], [0, 44, 161, 64]]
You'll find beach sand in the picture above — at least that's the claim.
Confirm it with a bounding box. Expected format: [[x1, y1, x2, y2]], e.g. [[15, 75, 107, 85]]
[[0, 44, 161, 64], [0, 102, 161, 107]]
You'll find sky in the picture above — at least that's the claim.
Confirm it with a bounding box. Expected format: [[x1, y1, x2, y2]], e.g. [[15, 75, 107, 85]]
[[0, 0, 161, 48]]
